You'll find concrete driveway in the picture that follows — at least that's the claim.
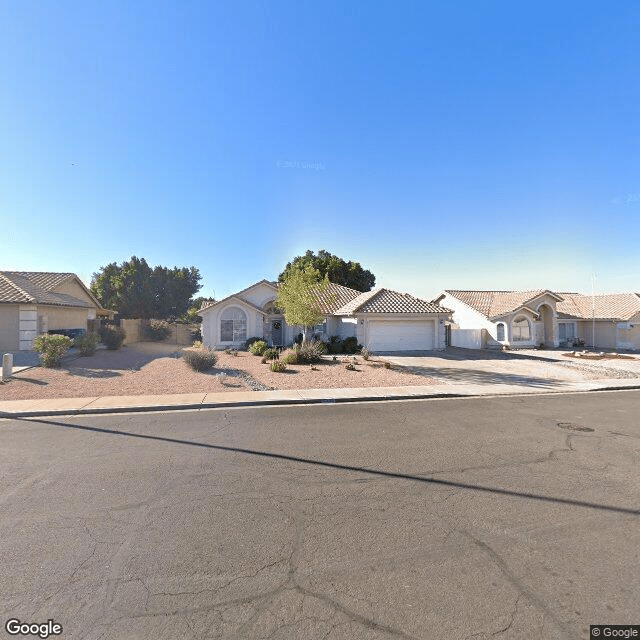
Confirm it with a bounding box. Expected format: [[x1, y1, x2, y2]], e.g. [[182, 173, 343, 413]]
[[380, 347, 640, 390]]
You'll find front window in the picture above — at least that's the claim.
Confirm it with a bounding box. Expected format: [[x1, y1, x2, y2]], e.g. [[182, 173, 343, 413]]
[[512, 317, 531, 341], [220, 307, 247, 342], [558, 322, 576, 341]]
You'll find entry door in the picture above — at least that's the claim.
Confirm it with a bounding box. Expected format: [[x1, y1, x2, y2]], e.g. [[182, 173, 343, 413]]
[[271, 320, 283, 345]]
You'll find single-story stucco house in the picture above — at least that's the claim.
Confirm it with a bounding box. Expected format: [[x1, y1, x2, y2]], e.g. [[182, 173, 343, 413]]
[[436, 289, 640, 350], [201, 279, 452, 352], [0, 271, 107, 353]]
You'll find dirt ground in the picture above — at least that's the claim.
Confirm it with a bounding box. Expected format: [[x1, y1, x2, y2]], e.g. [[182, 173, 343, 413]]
[[0, 343, 439, 401]]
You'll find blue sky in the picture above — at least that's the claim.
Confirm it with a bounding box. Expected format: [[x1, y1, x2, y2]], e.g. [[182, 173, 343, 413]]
[[1, 1, 639, 301]]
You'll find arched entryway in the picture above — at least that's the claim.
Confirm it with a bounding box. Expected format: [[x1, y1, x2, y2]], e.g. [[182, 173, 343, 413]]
[[262, 301, 286, 346], [538, 304, 554, 347]]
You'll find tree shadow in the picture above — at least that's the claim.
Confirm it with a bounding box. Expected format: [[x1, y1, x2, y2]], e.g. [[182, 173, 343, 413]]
[[394, 364, 564, 388], [8, 415, 639, 518], [65, 369, 122, 379]]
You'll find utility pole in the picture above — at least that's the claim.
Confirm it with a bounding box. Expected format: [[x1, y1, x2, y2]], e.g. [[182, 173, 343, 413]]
[[591, 274, 596, 350]]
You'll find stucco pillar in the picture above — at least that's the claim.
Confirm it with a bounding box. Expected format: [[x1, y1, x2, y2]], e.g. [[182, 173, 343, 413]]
[[2, 353, 13, 381]]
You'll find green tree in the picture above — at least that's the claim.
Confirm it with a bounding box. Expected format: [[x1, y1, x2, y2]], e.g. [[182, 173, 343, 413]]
[[278, 249, 375, 292], [183, 296, 215, 323], [276, 264, 335, 343], [91, 257, 202, 319]]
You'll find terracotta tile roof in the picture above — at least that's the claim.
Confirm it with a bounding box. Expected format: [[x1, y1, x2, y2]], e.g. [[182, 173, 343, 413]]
[[309, 282, 363, 313], [337, 288, 451, 314], [557, 293, 640, 321], [0, 271, 94, 307], [444, 289, 560, 318]]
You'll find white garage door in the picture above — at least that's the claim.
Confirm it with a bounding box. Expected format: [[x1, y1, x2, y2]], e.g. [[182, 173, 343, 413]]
[[367, 320, 435, 351]]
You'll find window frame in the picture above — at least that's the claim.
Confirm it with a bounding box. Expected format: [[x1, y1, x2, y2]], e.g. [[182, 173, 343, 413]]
[[511, 316, 531, 342]]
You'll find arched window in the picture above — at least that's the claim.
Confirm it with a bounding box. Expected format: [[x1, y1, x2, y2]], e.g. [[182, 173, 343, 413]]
[[220, 307, 247, 342], [496, 323, 505, 341], [512, 317, 531, 341]]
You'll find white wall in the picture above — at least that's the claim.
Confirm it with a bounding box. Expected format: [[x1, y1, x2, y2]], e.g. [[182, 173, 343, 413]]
[[451, 328, 484, 349]]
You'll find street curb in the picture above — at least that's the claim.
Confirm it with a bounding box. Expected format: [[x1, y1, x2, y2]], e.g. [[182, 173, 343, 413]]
[[2, 386, 640, 418]]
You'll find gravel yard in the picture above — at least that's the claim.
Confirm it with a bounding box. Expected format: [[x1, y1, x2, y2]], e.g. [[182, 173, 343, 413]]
[[0, 344, 438, 401]]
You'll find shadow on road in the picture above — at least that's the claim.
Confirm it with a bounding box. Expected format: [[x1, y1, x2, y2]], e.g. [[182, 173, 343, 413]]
[[9, 415, 639, 518]]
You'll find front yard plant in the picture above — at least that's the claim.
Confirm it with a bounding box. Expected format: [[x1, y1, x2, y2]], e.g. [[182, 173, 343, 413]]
[[74, 332, 99, 356], [281, 350, 298, 365], [263, 348, 279, 360], [99, 326, 126, 350], [294, 339, 326, 363], [270, 360, 287, 372], [249, 340, 268, 356], [144, 319, 172, 342], [183, 347, 218, 372], [33, 334, 73, 368]]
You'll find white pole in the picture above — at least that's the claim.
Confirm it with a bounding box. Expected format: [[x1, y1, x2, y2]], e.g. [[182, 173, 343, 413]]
[[591, 274, 596, 350], [2, 353, 13, 381]]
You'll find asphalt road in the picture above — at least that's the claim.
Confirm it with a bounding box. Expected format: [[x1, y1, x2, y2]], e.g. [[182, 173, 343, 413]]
[[1, 392, 639, 639]]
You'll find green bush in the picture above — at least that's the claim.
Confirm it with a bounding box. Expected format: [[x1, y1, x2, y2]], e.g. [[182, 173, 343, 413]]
[[327, 336, 343, 354], [281, 350, 298, 365], [182, 347, 218, 372], [99, 325, 126, 350], [270, 360, 287, 372], [342, 336, 360, 354], [383, 361, 392, 369], [144, 319, 172, 341], [295, 340, 326, 363], [33, 334, 73, 367], [263, 348, 279, 360], [249, 340, 268, 355], [74, 332, 99, 356], [245, 337, 264, 350]]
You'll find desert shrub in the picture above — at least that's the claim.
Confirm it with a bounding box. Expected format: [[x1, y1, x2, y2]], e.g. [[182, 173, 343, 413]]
[[341, 336, 360, 354], [99, 326, 126, 350], [33, 334, 73, 368], [345, 362, 356, 371], [192, 340, 203, 348], [249, 340, 268, 356], [361, 347, 371, 361], [263, 348, 279, 360], [281, 350, 298, 365], [182, 347, 218, 372], [295, 340, 326, 363], [224, 348, 238, 356], [245, 337, 264, 349], [144, 319, 172, 342], [270, 360, 287, 372], [261, 355, 268, 364], [326, 336, 343, 354], [383, 361, 392, 369], [74, 332, 99, 356]]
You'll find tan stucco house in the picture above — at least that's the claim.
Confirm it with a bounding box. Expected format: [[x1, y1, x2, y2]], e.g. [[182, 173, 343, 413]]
[[201, 280, 452, 352], [436, 289, 640, 350], [0, 271, 106, 353]]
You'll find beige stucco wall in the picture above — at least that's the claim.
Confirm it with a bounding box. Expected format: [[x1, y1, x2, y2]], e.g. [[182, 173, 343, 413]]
[[46, 307, 91, 332], [0, 305, 20, 353], [52, 278, 97, 306], [577, 320, 618, 349], [239, 283, 278, 309]]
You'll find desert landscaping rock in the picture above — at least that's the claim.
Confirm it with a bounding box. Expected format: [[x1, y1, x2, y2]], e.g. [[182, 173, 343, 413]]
[[0, 344, 438, 401]]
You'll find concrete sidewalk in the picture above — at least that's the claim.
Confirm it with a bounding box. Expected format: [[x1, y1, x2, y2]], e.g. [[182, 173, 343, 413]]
[[2, 378, 640, 418]]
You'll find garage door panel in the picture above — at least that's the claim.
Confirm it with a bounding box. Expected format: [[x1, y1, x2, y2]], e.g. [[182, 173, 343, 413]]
[[367, 320, 435, 351]]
